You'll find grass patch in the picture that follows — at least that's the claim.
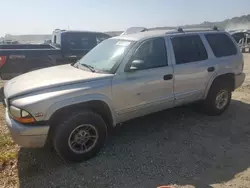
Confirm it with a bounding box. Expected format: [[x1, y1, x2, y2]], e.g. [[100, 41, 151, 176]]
[[0, 133, 17, 163], [0, 151, 17, 163], [0, 133, 14, 148]]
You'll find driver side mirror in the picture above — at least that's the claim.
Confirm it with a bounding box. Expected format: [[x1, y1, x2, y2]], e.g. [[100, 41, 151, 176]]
[[126, 59, 144, 72]]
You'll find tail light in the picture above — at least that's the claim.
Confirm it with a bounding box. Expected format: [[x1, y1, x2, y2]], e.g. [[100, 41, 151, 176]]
[[0, 56, 7, 68]]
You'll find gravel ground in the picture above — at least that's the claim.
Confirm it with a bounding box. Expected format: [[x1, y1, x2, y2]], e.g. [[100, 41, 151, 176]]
[[1, 54, 250, 188]]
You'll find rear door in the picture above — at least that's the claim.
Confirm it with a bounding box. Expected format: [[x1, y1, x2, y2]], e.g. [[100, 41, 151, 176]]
[[169, 34, 213, 106], [204, 33, 241, 75]]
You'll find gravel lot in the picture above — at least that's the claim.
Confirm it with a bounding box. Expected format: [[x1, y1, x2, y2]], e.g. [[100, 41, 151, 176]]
[[1, 54, 250, 188]]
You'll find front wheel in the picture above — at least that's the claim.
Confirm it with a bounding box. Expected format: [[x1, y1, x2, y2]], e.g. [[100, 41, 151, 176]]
[[53, 111, 107, 162], [202, 81, 232, 116]]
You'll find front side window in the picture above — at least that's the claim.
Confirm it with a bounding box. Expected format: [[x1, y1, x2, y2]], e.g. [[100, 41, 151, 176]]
[[171, 35, 208, 65], [129, 37, 167, 70]]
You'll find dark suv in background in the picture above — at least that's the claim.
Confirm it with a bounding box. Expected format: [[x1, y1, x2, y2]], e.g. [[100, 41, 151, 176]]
[[0, 29, 111, 79]]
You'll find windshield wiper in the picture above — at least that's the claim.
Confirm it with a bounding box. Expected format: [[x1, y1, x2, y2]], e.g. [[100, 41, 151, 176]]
[[80, 63, 96, 72]]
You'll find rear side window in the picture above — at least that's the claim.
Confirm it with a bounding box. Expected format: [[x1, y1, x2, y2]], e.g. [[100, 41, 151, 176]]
[[171, 35, 208, 64], [205, 33, 237, 57]]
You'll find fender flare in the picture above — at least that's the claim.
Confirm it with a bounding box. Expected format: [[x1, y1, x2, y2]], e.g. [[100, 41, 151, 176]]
[[203, 72, 234, 99], [44, 93, 117, 126]]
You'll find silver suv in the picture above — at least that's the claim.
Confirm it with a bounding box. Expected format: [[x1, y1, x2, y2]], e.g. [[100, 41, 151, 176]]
[[4, 28, 245, 162]]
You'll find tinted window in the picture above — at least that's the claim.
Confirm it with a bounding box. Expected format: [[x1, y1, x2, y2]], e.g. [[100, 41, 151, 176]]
[[171, 35, 208, 64], [205, 33, 237, 57], [130, 37, 167, 70], [67, 33, 97, 50]]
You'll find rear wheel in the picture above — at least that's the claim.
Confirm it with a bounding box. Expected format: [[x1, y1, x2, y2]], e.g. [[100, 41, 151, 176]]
[[53, 111, 107, 162], [202, 80, 232, 115]]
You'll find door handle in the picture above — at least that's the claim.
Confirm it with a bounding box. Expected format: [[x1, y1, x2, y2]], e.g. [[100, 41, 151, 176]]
[[163, 74, 173, 80], [207, 67, 215, 72]]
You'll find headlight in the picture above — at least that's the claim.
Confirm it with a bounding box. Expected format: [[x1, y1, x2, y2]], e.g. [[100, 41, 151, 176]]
[[9, 106, 36, 124]]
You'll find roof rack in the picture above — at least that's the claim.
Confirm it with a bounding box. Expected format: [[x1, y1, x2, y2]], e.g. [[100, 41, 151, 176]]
[[176, 26, 219, 33]]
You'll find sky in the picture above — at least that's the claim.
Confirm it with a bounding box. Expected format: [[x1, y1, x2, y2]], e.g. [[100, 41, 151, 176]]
[[0, 0, 250, 36]]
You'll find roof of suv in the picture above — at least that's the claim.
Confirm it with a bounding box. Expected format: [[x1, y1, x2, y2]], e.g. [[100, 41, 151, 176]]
[[114, 29, 225, 41]]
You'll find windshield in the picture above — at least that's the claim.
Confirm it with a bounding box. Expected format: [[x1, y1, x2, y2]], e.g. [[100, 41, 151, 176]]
[[77, 39, 133, 73]]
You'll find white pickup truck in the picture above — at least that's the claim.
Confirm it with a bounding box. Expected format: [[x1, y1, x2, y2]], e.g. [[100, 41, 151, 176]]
[[4, 28, 245, 162]]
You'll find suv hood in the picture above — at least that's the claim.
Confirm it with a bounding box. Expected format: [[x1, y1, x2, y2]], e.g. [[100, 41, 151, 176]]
[[4, 64, 112, 99]]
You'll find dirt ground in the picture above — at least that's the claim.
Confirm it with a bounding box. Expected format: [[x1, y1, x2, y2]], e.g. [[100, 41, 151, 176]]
[[1, 55, 250, 188]]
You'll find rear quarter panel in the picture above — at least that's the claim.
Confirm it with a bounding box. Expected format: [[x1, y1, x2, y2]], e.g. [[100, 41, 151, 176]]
[[202, 32, 244, 98]]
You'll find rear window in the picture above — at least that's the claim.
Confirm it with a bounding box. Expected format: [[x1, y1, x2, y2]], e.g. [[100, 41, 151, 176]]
[[67, 33, 97, 50], [171, 35, 208, 64], [205, 33, 237, 57]]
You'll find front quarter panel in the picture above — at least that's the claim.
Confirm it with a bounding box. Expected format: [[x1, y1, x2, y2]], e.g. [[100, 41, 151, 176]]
[[45, 92, 116, 124], [10, 78, 117, 124]]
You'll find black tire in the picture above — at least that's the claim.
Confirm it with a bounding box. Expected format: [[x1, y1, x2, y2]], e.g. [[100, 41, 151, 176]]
[[53, 110, 107, 162], [202, 80, 232, 116]]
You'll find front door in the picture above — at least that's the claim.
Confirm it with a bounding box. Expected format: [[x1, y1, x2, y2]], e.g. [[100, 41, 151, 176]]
[[112, 37, 174, 122]]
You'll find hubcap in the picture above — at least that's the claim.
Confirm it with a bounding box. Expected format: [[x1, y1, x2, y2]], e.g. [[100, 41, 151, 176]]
[[215, 90, 229, 110], [68, 124, 98, 154]]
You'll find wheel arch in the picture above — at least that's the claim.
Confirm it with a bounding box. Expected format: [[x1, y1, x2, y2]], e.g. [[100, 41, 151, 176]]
[[204, 73, 235, 99], [45, 94, 116, 122], [49, 97, 115, 125], [45, 98, 115, 146]]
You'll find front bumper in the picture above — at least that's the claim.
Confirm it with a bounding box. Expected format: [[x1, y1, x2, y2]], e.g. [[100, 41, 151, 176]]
[[235, 73, 246, 89], [5, 109, 49, 148]]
